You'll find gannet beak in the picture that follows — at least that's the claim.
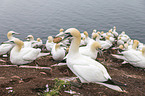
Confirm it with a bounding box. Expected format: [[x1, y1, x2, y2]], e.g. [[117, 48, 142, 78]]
[[55, 32, 72, 43], [25, 37, 30, 41], [14, 32, 20, 35]]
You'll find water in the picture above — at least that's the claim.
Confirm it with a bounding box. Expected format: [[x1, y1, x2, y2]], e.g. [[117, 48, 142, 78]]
[[0, 0, 145, 43]]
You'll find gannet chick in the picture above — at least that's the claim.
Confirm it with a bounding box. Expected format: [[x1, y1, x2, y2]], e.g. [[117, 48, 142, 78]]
[[0, 31, 20, 55], [46, 36, 54, 51], [79, 41, 101, 59], [51, 43, 65, 61], [6, 38, 49, 65], [57, 28, 125, 92]]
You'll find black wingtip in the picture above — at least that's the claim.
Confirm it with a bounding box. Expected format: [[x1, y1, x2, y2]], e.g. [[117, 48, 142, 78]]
[[103, 79, 127, 87]]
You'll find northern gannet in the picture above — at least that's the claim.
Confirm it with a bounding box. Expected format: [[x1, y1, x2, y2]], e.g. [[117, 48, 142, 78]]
[[79, 41, 101, 59], [0, 31, 20, 55], [51, 43, 65, 61], [57, 28, 125, 92], [6, 38, 49, 65], [112, 26, 118, 37], [46, 36, 54, 51]]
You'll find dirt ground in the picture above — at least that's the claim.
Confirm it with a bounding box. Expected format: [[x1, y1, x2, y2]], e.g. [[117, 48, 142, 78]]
[[0, 50, 145, 96]]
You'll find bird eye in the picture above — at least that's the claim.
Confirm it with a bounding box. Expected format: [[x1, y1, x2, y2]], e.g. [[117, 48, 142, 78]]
[[10, 41, 14, 43]]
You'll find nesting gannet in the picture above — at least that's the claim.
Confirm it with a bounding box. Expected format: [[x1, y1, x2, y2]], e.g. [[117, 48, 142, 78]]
[[83, 31, 95, 46], [36, 38, 43, 47], [121, 46, 145, 68], [25, 35, 37, 47], [117, 37, 124, 46], [108, 35, 115, 43], [96, 35, 112, 49], [100, 31, 107, 39], [0, 31, 20, 55], [91, 29, 97, 39], [127, 39, 133, 46], [79, 41, 101, 59], [56, 28, 64, 37], [91, 33, 98, 40], [57, 28, 125, 92], [112, 40, 145, 67], [51, 43, 65, 61], [118, 31, 130, 42], [5, 38, 49, 65], [107, 30, 114, 37], [80, 37, 86, 46], [112, 26, 118, 37], [46, 36, 54, 51], [56, 28, 70, 46]]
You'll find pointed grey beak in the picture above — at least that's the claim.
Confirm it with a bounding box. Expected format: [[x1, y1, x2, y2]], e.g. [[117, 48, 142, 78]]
[[55, 32, 72, 43], [14, 32, 20, 35]]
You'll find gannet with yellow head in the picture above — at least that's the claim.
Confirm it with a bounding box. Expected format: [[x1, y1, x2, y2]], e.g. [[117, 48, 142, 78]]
[[46, 36, 54, 51], [0, 31, 20, 55], [6, 38, 49, 65], [56, 28, 126, 92]]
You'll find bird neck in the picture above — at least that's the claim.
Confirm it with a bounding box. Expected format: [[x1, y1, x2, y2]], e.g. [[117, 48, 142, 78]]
[[55, 45, 59, 51], [132, 43, 138, 50], [7, 35, 14, 40], [13, 44, 23, 52], [142, 50, 145, 56], [69, 37, 81, 54], [91, 45, 97, 52]]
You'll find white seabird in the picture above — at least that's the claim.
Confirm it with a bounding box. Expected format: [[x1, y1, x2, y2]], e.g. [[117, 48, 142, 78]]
[[0, 31, 20, 55], [57, 28, 125, 92], [5, 38, 49, 65]]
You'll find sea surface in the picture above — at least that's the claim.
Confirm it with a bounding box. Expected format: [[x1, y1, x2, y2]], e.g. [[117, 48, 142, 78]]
[[0, 0, 145, 43]]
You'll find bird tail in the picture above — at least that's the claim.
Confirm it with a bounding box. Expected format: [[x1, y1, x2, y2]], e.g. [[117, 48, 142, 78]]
[[95, 82, 124, 92], [37, 53, 50, 58], [111, 54, 127, 61]]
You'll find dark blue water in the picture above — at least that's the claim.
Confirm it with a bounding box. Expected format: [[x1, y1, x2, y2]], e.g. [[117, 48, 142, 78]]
[[0, 0, 145, 43]]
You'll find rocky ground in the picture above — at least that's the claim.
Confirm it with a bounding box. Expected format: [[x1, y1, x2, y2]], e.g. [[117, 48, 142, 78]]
[[0, 50, 145, 96]]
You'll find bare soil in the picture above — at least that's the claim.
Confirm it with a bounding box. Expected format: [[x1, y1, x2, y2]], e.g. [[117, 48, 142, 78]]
[[0, 50, 145, 96]]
